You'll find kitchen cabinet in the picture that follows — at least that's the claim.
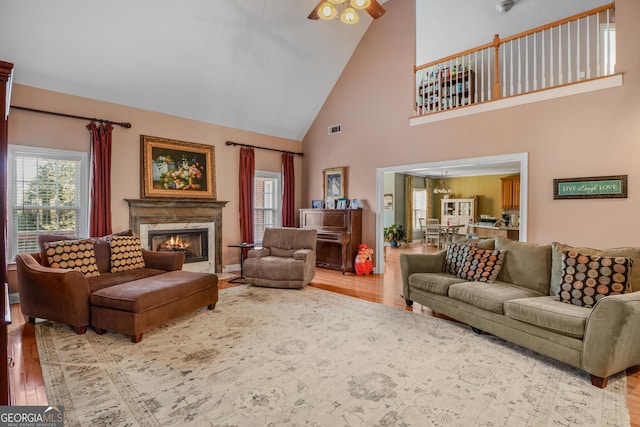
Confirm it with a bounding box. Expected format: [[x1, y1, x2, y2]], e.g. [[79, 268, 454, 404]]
[[501, 177, 520, 209]]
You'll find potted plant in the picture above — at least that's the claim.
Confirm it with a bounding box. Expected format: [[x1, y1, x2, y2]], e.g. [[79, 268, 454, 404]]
[[384, 224, 406, 247]]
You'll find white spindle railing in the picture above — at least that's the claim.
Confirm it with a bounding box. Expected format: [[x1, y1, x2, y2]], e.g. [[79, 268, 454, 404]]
[[415, 3, 615, 116]]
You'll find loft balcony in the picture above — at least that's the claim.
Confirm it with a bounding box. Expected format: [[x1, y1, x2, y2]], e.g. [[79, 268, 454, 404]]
[[411, 3, 619, 126]]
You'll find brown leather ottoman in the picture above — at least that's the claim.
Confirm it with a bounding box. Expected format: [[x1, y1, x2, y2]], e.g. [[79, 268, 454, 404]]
[[90, 270, 218, 343]]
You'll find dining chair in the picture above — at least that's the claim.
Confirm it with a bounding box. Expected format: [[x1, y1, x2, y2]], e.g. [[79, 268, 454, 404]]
[[418, 218, 426, 244], [425, 218, 440, 248]]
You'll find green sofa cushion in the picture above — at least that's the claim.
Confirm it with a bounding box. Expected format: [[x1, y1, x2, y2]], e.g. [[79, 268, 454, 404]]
[[504, 296, 591, 339], [448, 281, 544, 314], [494, 236, 552, 295], [452, 235, 496, 249], [408, 273, 465, 296]]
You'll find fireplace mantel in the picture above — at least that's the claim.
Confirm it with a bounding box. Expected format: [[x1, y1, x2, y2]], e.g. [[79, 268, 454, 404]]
[[125, 199, 228, 273]]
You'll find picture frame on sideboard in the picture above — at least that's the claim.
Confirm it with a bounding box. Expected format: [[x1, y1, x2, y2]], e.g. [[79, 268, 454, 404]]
[[325, 198, 335, 209]]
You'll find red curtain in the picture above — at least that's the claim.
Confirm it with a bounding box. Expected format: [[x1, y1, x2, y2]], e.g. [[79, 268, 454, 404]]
[[87, 122, 113, 237], [239, 147, 255, 253], [281, 153, 295, 227]]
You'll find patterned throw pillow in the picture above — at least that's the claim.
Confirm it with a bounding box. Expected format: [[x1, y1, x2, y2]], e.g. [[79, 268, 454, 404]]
[[110, 235, 146, 273], [558, 250, 632, 307], [44, 239, 100, 278], [443, 243, 475, 276], [458, 247, 506, 283]]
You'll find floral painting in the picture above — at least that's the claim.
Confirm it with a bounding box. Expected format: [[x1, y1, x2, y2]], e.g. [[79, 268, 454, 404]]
[[141, 135, 216, 199]]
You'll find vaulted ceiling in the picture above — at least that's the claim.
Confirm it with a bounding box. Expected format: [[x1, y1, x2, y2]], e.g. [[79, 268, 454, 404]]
[[0, 0, 608, 141]]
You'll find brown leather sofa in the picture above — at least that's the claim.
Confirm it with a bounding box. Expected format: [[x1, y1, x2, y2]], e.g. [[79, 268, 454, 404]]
[[16, 235, 218, 342]]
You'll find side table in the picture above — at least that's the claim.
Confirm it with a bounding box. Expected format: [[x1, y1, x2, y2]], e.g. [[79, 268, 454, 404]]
[[228, 243, 256, 283]]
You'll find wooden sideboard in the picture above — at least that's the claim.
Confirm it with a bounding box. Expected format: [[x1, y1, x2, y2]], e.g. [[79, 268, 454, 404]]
[[300, 209, 362, 274]]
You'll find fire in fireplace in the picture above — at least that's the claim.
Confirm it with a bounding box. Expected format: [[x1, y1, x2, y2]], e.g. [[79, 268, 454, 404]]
[[148, 229, 208, 264]]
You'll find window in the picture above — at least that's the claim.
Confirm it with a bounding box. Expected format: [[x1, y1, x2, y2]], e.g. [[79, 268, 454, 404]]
[[8, 145, 89, 261], [412, 188, 427, 229], [254, 171, 281, 244], [600, 24, 616, 76]]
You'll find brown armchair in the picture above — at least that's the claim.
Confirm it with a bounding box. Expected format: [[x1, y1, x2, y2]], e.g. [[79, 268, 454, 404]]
[[244, 227, 317, 289]]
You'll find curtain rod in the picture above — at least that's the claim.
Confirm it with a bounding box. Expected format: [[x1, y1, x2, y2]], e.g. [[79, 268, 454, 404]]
[[10, 105, 132, 129], [226, 140, 304, 157]]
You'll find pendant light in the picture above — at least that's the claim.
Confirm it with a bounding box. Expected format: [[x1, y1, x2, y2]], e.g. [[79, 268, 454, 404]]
[[341, 7, 360, 24], [318, 2, 338, 20]]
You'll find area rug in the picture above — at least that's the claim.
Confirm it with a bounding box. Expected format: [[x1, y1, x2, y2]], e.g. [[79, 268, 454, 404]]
[[36, 286, 630, 426]]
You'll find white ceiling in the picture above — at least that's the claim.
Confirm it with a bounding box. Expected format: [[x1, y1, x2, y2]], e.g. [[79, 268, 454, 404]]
[[416, 0, 610, 65], [1, 0, 608, 142], [404, 161, 521, 178]]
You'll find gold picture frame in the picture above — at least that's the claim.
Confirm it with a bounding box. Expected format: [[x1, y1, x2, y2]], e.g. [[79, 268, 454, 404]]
[[141, 135, 216, 199], [323, 167, 346, 200]]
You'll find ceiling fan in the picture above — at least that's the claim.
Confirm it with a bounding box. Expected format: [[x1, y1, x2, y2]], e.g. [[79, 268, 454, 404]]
[[308, 0, 386, 24]]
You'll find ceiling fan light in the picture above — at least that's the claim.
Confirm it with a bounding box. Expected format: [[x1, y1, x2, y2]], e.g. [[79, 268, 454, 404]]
[[318, 2, 338, 20], [350, 0, 371, 9], [328, 0, 343, 4], [340, 7, 359, 24]]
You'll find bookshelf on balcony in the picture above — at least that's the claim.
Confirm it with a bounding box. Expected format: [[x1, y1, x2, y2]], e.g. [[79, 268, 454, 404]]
[[417, 68, 475, 115]]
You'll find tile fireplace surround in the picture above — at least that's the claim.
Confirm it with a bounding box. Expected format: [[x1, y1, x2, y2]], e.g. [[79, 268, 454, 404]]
[[125, 199, 228, 274]]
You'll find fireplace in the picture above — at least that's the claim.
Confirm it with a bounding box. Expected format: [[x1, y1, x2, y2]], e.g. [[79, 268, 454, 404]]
[[126, 199, 228, 273], [148, 229, 208, 264]]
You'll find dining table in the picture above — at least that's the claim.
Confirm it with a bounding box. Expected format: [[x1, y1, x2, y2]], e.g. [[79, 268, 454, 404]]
[[437, 223, 466, 249]]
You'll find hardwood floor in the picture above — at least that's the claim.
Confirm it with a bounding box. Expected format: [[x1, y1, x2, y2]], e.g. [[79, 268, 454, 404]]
[[7, 242, 640, 425]]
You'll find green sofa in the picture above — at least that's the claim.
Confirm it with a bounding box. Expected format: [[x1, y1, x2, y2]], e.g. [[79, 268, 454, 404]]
[[401, 236, 640, 388]]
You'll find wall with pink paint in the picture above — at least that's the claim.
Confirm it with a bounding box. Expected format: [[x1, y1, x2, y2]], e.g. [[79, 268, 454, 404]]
[[8, 84, 303, 269], [302, 0, 640, 249]]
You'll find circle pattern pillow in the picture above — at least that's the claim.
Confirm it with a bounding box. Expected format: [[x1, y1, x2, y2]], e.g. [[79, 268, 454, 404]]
[[458, 247, 506, 283], [558, 250, 632, 307], [44, 239, 100, 278], [110, 235, 146, 273]]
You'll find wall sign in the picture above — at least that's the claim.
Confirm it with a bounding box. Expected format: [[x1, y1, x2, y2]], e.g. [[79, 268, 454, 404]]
[[553, 175, 627, 199]]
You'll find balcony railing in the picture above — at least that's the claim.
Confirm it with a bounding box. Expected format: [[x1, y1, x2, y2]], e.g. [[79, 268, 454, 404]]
[[415, 3, 615, 116]]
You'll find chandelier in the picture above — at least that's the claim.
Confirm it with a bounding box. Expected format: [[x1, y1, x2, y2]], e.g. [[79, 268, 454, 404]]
[[317, 0, 371, 24], [433, 171, 453, 195]]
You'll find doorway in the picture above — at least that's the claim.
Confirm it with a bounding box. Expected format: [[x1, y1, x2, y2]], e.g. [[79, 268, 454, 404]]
[[375, 153, 528, 274]]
